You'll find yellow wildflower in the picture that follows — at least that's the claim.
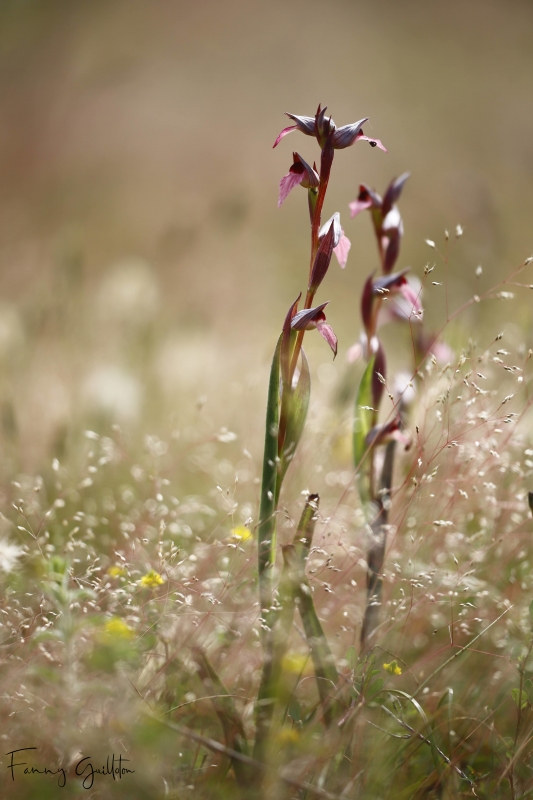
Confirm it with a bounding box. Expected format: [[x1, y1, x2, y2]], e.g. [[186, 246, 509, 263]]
[[140, 569, 164, 588], [383, 660, 402, 676], [103, 617, 133, 639], [107, 566, 126, 578], [281, 652, 311, 675], [276, 727, 300, 746], [231, 525, 253, 542]]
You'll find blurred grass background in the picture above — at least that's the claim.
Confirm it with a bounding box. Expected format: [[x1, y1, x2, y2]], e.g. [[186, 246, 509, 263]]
[[0, 0, 532, 467]]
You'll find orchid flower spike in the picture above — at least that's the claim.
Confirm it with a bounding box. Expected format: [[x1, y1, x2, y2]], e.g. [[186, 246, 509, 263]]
[[291, 302, 338, 358], [319, 212, 351, 269]]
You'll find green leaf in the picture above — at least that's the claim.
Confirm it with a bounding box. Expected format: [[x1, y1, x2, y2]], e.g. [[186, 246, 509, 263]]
[[346, 645, 358, 671], [353, 356, 376, 504], [278, 347, 311, 490], [512, 687, 529, 710], [258, 335, 282, 610]]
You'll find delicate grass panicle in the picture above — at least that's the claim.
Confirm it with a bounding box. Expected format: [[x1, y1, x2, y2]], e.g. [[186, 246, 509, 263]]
[[1, 108, 533, 800]]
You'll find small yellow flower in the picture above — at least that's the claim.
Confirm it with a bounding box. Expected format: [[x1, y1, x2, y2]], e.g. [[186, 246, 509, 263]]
[[275, 727, 300, 746], [107, 566, 126, 578], [231, 526, 253, 542], [103, 617, 133, 639], [140, 569, 164, 588], [282, 652, 311, 675], [383, 660, 402, 676]]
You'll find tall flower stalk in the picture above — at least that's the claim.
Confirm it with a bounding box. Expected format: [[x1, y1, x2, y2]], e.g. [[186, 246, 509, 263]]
[[254, 105, 385, 764], [349, 175, 419, 651]]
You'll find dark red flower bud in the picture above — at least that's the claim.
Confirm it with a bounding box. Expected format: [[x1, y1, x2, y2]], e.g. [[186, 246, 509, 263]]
[[315, 104, 336, 146], [309, 220, 335, 292]]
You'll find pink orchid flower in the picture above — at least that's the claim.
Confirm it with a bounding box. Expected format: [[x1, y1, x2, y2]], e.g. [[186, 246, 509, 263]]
[[291, 301, 338, 359], [278, 152, 319, 207]]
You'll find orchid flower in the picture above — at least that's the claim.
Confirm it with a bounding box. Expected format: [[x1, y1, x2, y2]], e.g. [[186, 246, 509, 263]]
[[273, 105, 386, 152], [278, 152, 319, 207], [349, 173, 410, 274], [319, 212, 351, 269], [291, 302, 337, 358]]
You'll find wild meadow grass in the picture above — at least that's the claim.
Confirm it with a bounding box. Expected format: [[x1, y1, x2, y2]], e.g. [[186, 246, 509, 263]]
[[1, 107, 533, 799]]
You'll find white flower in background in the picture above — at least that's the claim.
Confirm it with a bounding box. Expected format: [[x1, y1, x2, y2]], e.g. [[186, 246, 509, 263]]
[[96, 258, 160, 324], [0, 538, 23, 573], [83, 366, 142, 422]]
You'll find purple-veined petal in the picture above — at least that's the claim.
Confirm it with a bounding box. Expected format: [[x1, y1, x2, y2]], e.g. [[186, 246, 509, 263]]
[[333, 232, 351, 268], [332, 117, 368, 149], [273, 125, 298, 149], [278, 170, 305, 207], [285, 113, 316, 135], [316, 321, 338, 359], [291, 302, 329, 331], [355, 132, 388, 152]]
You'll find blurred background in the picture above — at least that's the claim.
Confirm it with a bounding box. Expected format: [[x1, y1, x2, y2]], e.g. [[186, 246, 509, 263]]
[[0, 0, 532, 467]]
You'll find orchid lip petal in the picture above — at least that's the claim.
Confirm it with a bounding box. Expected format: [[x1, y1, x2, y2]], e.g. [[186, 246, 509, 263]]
[[349, 197, 373, 218], [273, 125, 298, 148], [356, 132, 388, 153], [316, 321, 338, 359], [333, 232, 351, 269], [278, 170, 305, 207]]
